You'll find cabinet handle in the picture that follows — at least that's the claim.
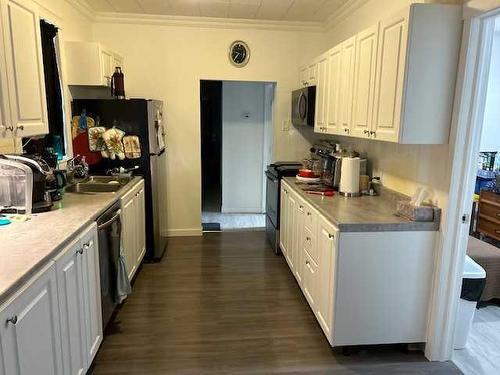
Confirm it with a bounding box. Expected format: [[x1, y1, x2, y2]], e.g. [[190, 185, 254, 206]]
[[370, 131, 376, 137], [299, 205, 304, 209], [83, 240, 93, 250], [306, 236, 311, 241], [305, 260, 310, 265], [6, 125, 14, 131], [16, 125, 24, 131], [328, 233, 335, 239], [307, 212, 311, 216], [6, 316, 18, 325], [76, 247, 84, 255], [363, 130, 369, 135]]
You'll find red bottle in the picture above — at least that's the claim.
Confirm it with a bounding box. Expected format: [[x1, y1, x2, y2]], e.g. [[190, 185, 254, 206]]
[[111, 67, 125, 99]]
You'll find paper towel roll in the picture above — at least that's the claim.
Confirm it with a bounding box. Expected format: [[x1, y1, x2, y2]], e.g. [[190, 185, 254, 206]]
[[340, 157, 361, 195]]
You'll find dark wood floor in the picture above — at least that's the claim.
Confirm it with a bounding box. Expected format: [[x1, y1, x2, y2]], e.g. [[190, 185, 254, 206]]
[[90, 231, 461, 374]]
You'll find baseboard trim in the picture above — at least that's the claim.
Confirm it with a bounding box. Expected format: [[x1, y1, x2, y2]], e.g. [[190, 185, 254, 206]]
[[220, 208, 265, 214], [162, 228, 203, 237]]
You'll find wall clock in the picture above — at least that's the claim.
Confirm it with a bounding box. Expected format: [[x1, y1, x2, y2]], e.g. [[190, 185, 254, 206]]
[[229, 41, 250, 67]]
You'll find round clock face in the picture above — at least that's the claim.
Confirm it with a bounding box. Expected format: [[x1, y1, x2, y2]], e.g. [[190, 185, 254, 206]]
[[229, 41, 250, 67]]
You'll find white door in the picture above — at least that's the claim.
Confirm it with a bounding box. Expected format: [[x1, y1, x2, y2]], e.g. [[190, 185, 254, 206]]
[[303, 252, 318, 308], [326, 45, 342, 134], [314, 54, 328, 133], [80, 224, 103, 366], [0, 264, 63, 375], [308, 62, 318, 85], [279, 185, 288, 256], [316, 217, 337, 337], [55, 239, 87, 375], [295, 200, 306, 286], [121, 195, 137, 281], [0, 9, 11, 138], [299, 66, 308, 87], [352, 24, 379, 138], [372, 10, 408, 142], [285, 191, 297, 271], [135, 187, 146, 266], [100, 49, 113, 86], [0, 0, 48, 137], [339, 36, 356, 136]]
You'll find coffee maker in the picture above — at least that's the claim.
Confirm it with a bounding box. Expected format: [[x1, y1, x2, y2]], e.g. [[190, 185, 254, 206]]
[[311, 141, 342, 188], [1, 154, 54, 213]]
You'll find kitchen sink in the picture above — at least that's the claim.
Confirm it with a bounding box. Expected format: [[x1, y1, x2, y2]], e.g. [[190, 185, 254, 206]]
[[66, 175, 133, 194], [66, 183, 122, 193]]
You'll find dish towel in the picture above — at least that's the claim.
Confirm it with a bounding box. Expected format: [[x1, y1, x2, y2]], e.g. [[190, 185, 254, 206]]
[[123, 135, 141, 159], [111, 220, 131, 304], [102, 127, 126, 160]]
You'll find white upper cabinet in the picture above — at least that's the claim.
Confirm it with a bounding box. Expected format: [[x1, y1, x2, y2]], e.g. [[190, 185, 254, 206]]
[[65, 42, 124, 87], [314, 53, 328, 133], [338, 36, 356, 137], [325, 45, 342, 135], [0, 5, 10, 137], [352, 24, 379, 139], [0, 0, 49, 138], [310, 4, 461, 144], [372, 10, 407, 142]]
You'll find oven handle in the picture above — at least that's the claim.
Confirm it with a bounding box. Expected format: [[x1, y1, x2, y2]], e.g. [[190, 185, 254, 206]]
[[97, 210, 121, 230]]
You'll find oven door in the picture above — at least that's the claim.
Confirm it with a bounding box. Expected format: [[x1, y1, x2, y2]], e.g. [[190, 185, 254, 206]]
[[265, 171, 279, 228]]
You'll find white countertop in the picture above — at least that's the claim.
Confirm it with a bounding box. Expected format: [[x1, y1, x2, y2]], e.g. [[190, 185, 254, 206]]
[[0, 177, 143, 305]]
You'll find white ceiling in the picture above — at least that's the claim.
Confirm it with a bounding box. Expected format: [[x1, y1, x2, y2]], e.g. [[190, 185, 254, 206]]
[[84, 0, 350, 22]]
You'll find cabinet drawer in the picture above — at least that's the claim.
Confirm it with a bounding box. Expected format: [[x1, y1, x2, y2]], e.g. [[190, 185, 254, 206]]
[[479, 202, 500, 222], [304, 204, 317, 232], [477, 216, 500, 241], [304, 226, 317, 263], [480, 191, 500, 206], [303, 251, 318, 308]]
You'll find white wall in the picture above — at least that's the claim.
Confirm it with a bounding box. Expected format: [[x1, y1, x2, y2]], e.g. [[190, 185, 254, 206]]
[[92, 21, 323, 235], [222, 81, 266, 213], [480, 27, 500, 152]]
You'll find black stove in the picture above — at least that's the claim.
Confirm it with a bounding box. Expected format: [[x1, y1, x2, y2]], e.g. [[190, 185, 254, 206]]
[[265, 162, 302, 254]]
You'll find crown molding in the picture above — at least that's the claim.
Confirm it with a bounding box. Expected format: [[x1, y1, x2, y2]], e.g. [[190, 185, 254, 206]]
[[324, 0, 367, 31], [65, 0, 96, 21], [93, 12, 324, 32]]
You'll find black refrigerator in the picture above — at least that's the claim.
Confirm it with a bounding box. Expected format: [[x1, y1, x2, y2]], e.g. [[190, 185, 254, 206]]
[[71, 99, 167, 261]]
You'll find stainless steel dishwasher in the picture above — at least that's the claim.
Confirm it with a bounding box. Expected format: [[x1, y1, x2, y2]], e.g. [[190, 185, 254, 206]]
[[96, 201, 123, 330]]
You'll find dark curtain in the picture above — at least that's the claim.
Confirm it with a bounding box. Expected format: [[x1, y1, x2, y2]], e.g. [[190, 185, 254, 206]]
[[25, 20, 64, 157]]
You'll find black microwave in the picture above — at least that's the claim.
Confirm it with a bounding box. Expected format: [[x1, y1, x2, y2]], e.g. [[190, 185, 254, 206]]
[[291, 86, 316, 127]]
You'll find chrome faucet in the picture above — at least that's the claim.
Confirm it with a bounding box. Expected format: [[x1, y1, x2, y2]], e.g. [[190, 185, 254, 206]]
[[67, 155, 89, 184]]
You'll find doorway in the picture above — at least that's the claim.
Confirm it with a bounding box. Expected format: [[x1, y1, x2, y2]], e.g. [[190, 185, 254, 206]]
[[451, 14, 500, 375], [200, 80, 274, 231]]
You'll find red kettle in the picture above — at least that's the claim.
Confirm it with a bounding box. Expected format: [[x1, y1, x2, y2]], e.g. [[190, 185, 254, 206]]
[[111, 67, 125, 99]]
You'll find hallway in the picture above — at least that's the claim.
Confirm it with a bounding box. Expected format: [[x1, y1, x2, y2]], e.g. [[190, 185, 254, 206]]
[[90, 232, 461, 374]]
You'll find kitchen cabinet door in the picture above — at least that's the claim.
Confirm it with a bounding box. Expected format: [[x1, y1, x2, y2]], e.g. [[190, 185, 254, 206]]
[[325, 45, 342, 135], [80, 224, 103, 366], [0, 0, 48, 138], [295, 199, 306, 286], [314, 54, 328, 133], [303, 251, 318, 308], [100, 49, 113, 86], [0, 9, 10, 138], [308, 62, 318, 86], [338, 36, 356, 136], [55, 239, 87, 375], [352, 24, 379, 139], [285, 191, 297, 271], [135, 186, 146, 266], [0, 263, 63, 375], [279, 184, 289, 256], [299, 66, 308, 87], [316, 216, 337, 337], [372, 10, 408, 142], [121, 195, 137, 281]]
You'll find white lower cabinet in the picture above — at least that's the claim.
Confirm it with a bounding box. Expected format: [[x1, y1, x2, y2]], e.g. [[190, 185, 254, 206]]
[[280, 180, 436, 347], [0, 223, 103, 375], [121, 180, 146, 281], [0, 263, 63, 375]]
